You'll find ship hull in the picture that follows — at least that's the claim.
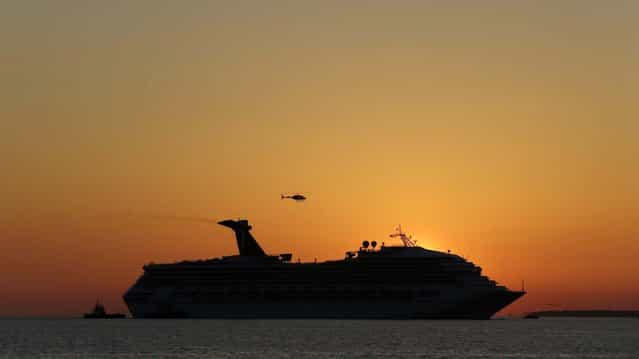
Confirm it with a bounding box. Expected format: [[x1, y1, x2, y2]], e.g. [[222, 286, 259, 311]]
[[124, 286, 523, 319]]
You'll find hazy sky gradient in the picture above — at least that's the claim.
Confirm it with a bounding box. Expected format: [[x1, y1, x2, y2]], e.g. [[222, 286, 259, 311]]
[[1, 1, 638, 316]]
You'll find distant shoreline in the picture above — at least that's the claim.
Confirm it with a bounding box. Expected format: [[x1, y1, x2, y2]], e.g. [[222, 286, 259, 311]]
[[526, 310, 639, 318], [2, 311, 639, 320]]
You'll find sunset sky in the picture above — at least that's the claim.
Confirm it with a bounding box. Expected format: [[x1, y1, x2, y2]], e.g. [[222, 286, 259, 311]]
[[1, 1, 638, 316]]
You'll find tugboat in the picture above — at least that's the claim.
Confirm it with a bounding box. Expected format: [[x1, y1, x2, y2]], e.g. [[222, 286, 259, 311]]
[[83, 300, 126, 319]]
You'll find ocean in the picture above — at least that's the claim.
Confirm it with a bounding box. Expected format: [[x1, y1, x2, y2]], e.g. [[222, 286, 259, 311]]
[[1, 318, 637, 358]]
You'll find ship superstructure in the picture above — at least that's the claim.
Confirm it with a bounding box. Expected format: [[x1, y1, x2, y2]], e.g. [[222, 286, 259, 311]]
[[123, 219, 524, 319]]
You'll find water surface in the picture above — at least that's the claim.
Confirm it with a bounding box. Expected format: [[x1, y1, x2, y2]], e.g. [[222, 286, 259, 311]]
[[1, 318, 637, 358]]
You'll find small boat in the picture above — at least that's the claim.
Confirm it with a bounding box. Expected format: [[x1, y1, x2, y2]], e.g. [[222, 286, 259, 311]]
[[84, 301, 126, 319]]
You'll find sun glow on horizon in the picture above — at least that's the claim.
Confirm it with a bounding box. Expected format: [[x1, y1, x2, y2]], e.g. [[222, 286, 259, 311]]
[[1, 0, 638, 316]]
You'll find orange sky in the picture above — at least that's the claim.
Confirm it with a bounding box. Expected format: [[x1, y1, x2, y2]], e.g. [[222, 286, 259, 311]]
[[1, 1, 638, 316]]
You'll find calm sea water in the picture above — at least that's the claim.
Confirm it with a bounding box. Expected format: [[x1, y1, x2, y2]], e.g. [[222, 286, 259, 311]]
[[1, 318, 637, 358]]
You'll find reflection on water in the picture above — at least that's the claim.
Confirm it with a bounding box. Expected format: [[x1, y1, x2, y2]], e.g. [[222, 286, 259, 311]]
[[1, 318, 638, 358]]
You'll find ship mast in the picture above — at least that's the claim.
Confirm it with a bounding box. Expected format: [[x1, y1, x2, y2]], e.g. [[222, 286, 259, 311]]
[[389, 225, 416, 247]]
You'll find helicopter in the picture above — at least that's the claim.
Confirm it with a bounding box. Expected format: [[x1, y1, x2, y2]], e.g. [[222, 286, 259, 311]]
[[281, 193, 306, 202]]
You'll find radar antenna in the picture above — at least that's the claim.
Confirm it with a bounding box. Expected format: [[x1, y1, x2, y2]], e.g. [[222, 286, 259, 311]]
[[389, 225, 417, 247]]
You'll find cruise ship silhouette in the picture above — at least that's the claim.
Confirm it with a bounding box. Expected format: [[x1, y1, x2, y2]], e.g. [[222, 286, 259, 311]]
[[123, 219, 524, 319]]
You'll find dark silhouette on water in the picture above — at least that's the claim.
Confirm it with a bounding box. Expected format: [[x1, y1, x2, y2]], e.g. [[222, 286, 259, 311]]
[[526, 310, 639, 318], [123, 219, 524, 319], [83, 301, 126, 319]]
